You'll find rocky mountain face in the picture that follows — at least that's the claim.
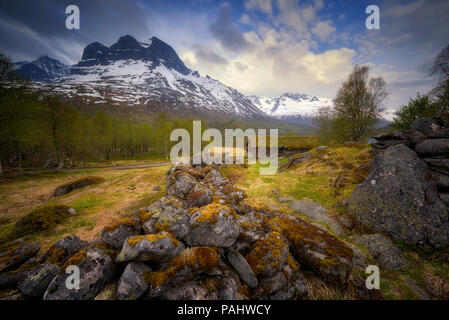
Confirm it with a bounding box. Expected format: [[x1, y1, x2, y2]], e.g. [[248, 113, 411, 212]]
[[14, 56, 70, 82], [350, 118, 449, 248], [20, 35, 266, 120]]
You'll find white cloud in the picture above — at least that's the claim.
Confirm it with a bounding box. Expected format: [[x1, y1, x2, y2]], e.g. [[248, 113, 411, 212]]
[[311, 20, 336, 42], [244, 0, 273, 14]]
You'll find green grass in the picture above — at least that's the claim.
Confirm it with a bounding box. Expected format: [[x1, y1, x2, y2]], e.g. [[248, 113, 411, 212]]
[[70, 196, 105, 213]]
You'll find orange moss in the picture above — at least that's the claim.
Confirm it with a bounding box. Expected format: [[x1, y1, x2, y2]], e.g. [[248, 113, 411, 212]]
[[103, 217, 138, 233]]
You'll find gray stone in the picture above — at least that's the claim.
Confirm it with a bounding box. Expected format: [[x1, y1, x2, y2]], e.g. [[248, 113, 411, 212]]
[[424, 158, 449, 175], [439, 193, 449, 207], [163, 279, 219, 300], [100, 218, 141, 249], [141, 196, 191, 239], [227, 251, 258, 288], [116, 233, 184, 264], [166, 168, 198, 199], [186, 184, 212, 208], [345, 242, 369, 270], [430, 170, 449, 190], [277, 197, 295, 203], [411, 118, 449, 137], [237, 212, 264, 243], [183, 204, 240, 247], [0, 240, 40, 273], [290, 200, 343, 235], [415, 139, 449, 156], [18, 263, 60, 297], [349, 144, 449, 248], [355, 234, 408, 271], [116, 262, 151, 300], [400, 275, 430, 300], [41, 235, 87, 265], [44, 247, 117, 300]]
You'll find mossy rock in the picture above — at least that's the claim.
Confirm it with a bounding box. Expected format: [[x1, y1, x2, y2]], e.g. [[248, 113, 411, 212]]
[[13, 205, 73, 238], [53, 176, 104, 197]]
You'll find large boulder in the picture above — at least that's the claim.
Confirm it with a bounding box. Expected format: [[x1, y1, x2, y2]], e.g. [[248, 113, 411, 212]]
[[349, 144, 449, 248], [43, 247, 117, 300], [266, 212, 353, 285], [166, 167, 198, 199], [183, 203, 240, 247], [116, 233, 184, 264]]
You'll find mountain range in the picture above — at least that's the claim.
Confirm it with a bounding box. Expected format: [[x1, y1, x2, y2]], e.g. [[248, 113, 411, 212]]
[[13, 35, 394, 126]]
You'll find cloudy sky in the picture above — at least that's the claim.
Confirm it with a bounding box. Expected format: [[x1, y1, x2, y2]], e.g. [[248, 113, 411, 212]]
[[1, 0, 448, 110]]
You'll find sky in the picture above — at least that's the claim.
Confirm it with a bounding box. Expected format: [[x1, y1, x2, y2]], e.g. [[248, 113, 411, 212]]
[[1, 0, 449, 111]]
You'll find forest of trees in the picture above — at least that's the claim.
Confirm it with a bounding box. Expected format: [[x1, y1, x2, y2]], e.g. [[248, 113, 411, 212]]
[[0, 53, 203, 173]]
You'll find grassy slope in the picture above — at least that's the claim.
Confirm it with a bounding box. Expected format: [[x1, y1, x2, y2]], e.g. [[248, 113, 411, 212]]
[[221, 145, 449, 300], [0, 164, 170, 250]]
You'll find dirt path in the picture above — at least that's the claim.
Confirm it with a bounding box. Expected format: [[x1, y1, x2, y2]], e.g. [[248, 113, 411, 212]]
[[61, 161, 171, 172]]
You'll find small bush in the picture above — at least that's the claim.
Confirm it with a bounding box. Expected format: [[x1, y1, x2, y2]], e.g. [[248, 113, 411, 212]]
[[13, 205, 73, 237]]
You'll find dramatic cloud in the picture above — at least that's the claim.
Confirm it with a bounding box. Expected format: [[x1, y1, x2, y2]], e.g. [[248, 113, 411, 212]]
[[209, 3, 254, 52]]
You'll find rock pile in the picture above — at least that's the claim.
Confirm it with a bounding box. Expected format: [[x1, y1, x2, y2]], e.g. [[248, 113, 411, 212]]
[[350, 117, 449, 248], [1, 163, 358, 300]]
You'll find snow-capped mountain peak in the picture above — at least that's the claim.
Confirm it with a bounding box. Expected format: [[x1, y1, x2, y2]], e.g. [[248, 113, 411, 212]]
[[19, 35, 266, 119], [14, 55, 70, 82]]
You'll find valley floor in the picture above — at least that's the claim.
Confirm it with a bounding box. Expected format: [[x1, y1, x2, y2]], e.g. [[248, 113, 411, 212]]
[[1, 146, 448, 300]]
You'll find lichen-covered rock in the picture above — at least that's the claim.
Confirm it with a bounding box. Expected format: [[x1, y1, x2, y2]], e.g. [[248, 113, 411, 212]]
[[0, 289, 26, 300], [430, 170, 449, 190], [186, 184, 213, 208], [349, 144, 449, 248], [40, 235, 87, 266], [166, 168, 198, 199], [183, 203, 240, 247], [101, 218, 141, 249], [44, 247, 116, 300], [227, 251, 258, 288], [289, 200, 343, 235], [237, 211, 264, 243], [355, 234, 408, 271], [0, 257, 37, 290], [266, 212, 353, 285], [116, 233, 184, 264], [140, 196, 190, 239], [146, 247, 220, 297], [344, 242, 369, 271], [245, 231, 289, 278], [219, 184, 247, 205], [204, 169, 228, 187], [162, 278, 219, 300], [18, 263, 60, 297], [116, 262, 151, 300], [0, 240, 40, 273]]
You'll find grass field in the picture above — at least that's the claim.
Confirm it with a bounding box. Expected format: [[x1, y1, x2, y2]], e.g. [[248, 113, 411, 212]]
[[0, 163, 170, 250]]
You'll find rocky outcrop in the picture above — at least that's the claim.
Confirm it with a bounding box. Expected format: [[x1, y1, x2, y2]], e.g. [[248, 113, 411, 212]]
[[0, 163, 357, 300], [349, 144, 449, 248]]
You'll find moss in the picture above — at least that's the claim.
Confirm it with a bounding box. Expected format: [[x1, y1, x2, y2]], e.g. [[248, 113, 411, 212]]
[[103, 217, 138, 233], [145, 247, 220, 288], [192, 203, 237, 224], [245, 231, 288, 277], [88, 241, 118, 258], [127, 233, 179, 247], [61, 250, 87, 271], [11, 205, 72, 239]]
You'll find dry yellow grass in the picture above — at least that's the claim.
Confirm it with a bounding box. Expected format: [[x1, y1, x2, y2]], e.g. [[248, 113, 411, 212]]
[[0, 165, 169, 249]]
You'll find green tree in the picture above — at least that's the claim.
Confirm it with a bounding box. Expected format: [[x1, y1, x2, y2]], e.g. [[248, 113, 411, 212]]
[[392, 94, 439, 130], [313, 106, 334, 144], [334, 65, 388, 142]]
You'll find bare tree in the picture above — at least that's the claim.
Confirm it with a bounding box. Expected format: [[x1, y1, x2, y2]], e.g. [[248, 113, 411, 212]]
[[313, 106, 334, 144], [334, 65, 387, 142]]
